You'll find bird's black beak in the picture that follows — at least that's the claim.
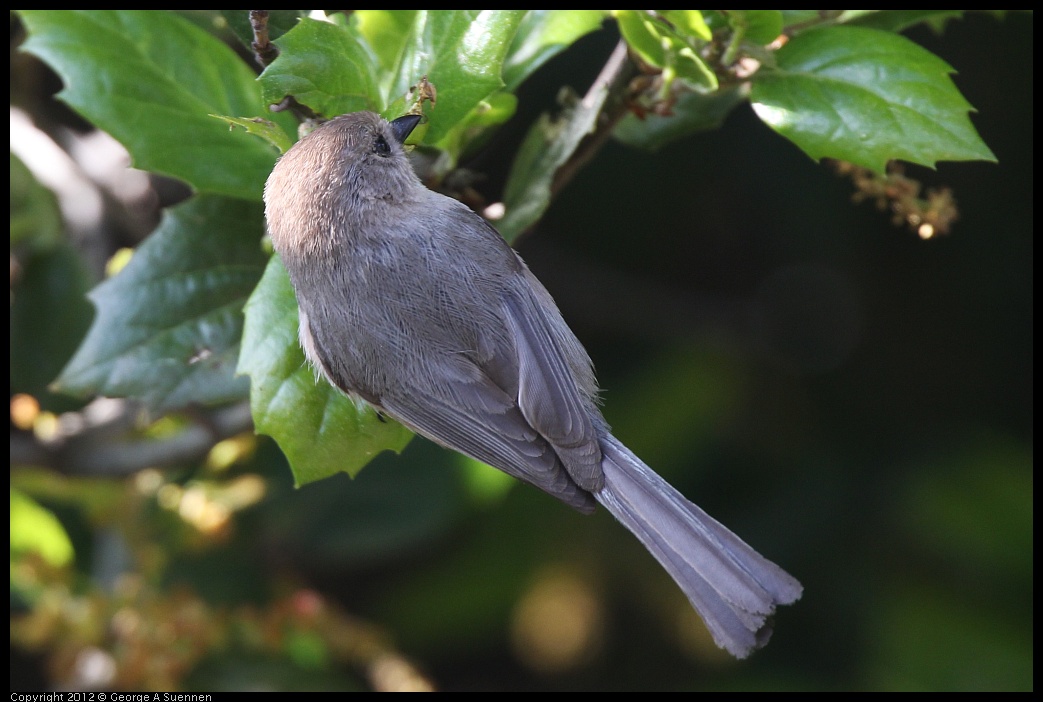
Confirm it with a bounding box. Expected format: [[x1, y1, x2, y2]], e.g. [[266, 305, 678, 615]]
[[390, 114, 423, 145]]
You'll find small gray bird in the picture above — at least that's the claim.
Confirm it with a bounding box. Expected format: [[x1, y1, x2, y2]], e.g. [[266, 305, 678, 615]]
[[264, 110, 802, 658]]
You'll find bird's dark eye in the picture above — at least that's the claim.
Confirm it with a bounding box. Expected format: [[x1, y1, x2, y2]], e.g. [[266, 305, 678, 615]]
[[374, 135, 391, 156]]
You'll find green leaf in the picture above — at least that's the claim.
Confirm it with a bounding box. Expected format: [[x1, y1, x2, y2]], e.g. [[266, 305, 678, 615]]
[[499, 83, 610, 242], [673, 47, 718, 92], [18, 10, 280, 200], [237, 256, 414, 485], [210, 115, 294, 154], [613, 85, 748, 150], [727, 10, 784, 45], [264, 446, 465, 567], [11, 245, 94, 412], [615, 10, 716, 92], [661, 10, 713, 42], [259, 17, 382, 120], [615, 10, 670, 69], [502, 10, 607, 92], [376, 10, 527, 149], [262, 11, 525, 159], [10, 155, 93, 411], [750, 26, 997, 172], [779, 10, 828, 28], [52, 196, 267, 412], [10, 489, 74, 568], [841, 10, 965, 33], [10, 153, 62, 250], [352, 10, 419, 87]]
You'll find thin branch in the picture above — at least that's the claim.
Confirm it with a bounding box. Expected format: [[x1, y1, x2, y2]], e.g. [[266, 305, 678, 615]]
[[250, 10, 279, 69], [550, 40, 637, 201]]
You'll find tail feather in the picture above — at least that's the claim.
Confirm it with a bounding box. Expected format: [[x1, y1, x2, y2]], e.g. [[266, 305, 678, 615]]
[[594, 435, 802, 659]]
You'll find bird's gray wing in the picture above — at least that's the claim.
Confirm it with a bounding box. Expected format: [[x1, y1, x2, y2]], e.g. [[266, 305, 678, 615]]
[[379, 362, 597, 512], [377, 250, 605, 509], [299, 287, 591, 508], [499, 285, 603, 492]]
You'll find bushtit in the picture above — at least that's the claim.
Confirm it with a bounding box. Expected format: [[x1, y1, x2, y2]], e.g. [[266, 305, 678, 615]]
[[264, 111, 801, 658]]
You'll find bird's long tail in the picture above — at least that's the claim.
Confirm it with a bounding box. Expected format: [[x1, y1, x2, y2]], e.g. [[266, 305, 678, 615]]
[[594, 434, 802, 658]]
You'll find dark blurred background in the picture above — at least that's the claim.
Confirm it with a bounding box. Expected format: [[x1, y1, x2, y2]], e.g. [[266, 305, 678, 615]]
[[10, 12, 1031, 691]]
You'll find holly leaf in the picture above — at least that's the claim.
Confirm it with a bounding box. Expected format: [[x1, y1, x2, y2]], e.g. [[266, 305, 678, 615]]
[[498, 83, 609, 242], [727, 10, 784, 46], [361, 10, 527, 149], [613, 86, 748, 151], [259, 16, 382, 120], [18, 10, 280, 200], [238, 256, 414, 485], [615, 10, 716, 92], [842, 10, 965, 34], [52, 196, 267, 412], [750, 26, 996, 172], [502, 10, 607, 92], [263, 11, 525, 155], [210, 115, 294, 154]]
